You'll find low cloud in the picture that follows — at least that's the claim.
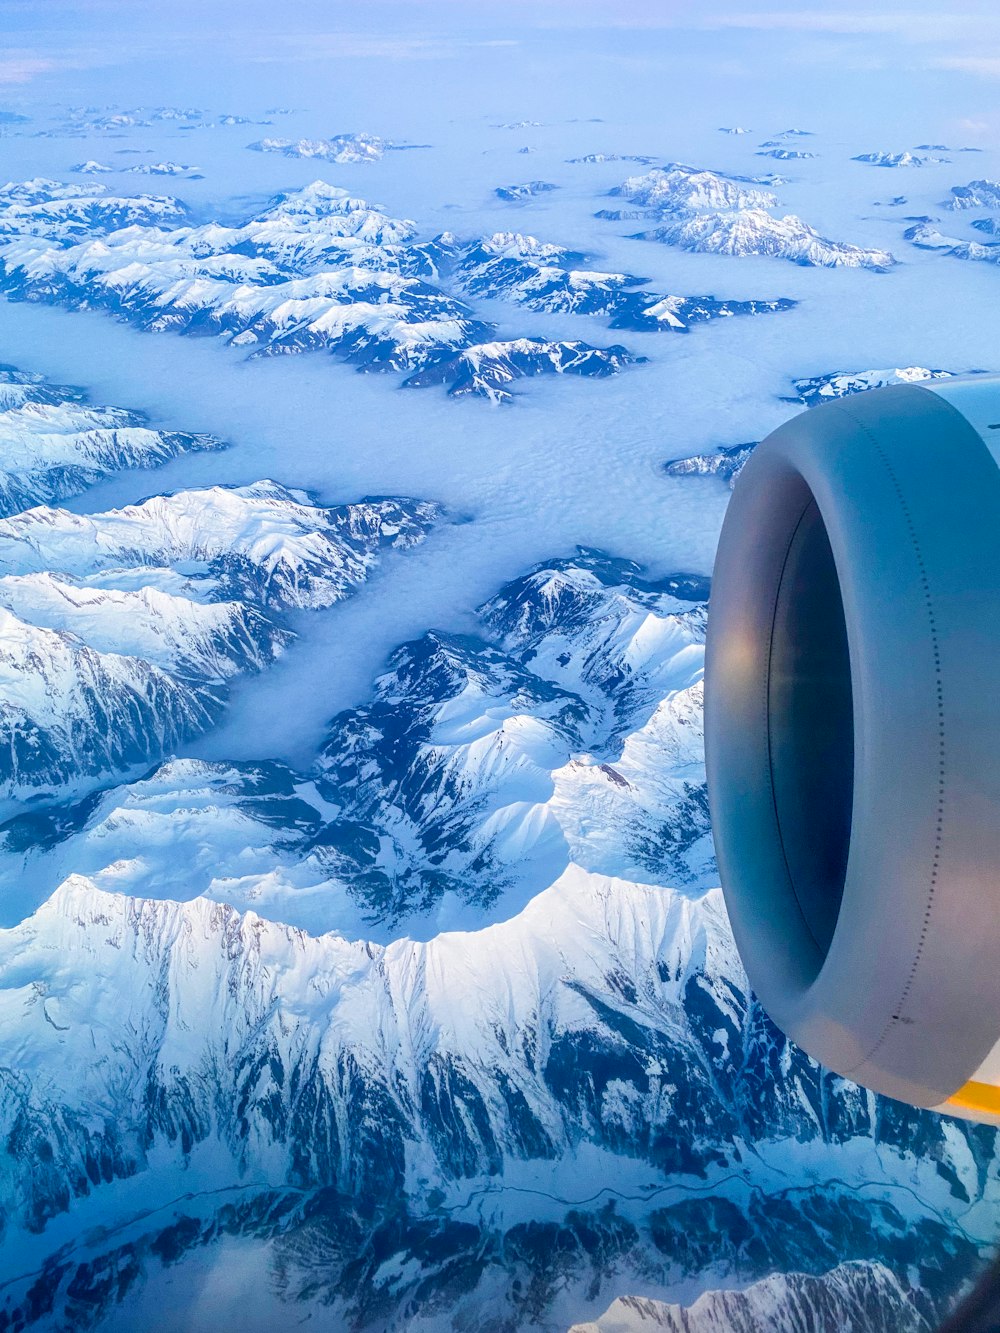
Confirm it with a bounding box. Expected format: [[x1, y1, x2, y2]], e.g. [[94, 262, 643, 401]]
[[932, 55, 1000, 76], [0, 55, 57, 85]]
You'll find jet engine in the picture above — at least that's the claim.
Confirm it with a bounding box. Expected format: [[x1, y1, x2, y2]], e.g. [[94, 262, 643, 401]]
[[705, 375, 1000, 1123]]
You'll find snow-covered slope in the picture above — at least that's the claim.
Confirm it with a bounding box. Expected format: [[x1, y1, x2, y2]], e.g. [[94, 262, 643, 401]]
[[248, 132, 391, 162], [636, 209, 895, 269], [569, 1264, 929, 1333], [453, 232, 795, 333], [0, 546, 993, 1331], [944, 178, 1000, 209], [0, 176, 189, 236], [664, 367, 970, 486], [905, 221, 1000, 264], [853, 151, 946, 168], [495, 181, 559, 201], [0, 363, 224, 516], [786, 365, 961, 406], [608, 166, 778, 215], [0, 483, 440, 803], [0, 179, 638, 402]]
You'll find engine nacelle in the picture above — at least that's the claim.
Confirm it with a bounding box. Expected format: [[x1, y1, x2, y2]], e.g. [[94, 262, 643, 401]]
[[705, 375, 1000, 1123]]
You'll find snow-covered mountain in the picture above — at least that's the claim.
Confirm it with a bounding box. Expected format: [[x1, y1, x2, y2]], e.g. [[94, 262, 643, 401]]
[[569, 1264, 929, 1333], [786, 365, 960, 406], [0, 483, 440, 803], [248, 132, 391, 162], [452, 232, 795, 332], [755, 148, 816, 160], [0, 480, 439, 609], [608, 166, 778, 215], [567, 153, 657, 164], [853, 151, 947, 167], [905, 221, 1000, 263], [402, 338, 640, 401], [0, 179, 639, 403], [122, 161, 204, 178], [635, 209, 895, 269], [0, 542, 993, 1331], [34, 106, 207, 135], [0, 176, 189, 237], [1, 864, 987, 1332], [664, 367, 969, 486], [494, 181, 559, 201], [944, 178, 1000, 209], [663, 442, 758, 488], [0, 363, 224, 516], [597, 163, 891, 269], [0, 549, 710, 933]]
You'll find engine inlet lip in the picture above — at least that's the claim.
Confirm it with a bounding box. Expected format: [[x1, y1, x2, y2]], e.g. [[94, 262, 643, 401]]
[[705, 380, 1000, 1109]]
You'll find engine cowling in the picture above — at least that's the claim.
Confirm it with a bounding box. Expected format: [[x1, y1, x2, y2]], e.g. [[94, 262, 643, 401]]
[[705, 375, 1000, 1122]]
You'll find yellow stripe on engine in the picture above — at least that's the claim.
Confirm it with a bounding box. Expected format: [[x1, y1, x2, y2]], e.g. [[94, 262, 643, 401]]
[[946, 1080, 1000, 1118]]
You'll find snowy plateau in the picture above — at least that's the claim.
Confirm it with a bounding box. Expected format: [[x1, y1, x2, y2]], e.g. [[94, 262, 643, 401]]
[[1, 14, 1000, 1332]]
